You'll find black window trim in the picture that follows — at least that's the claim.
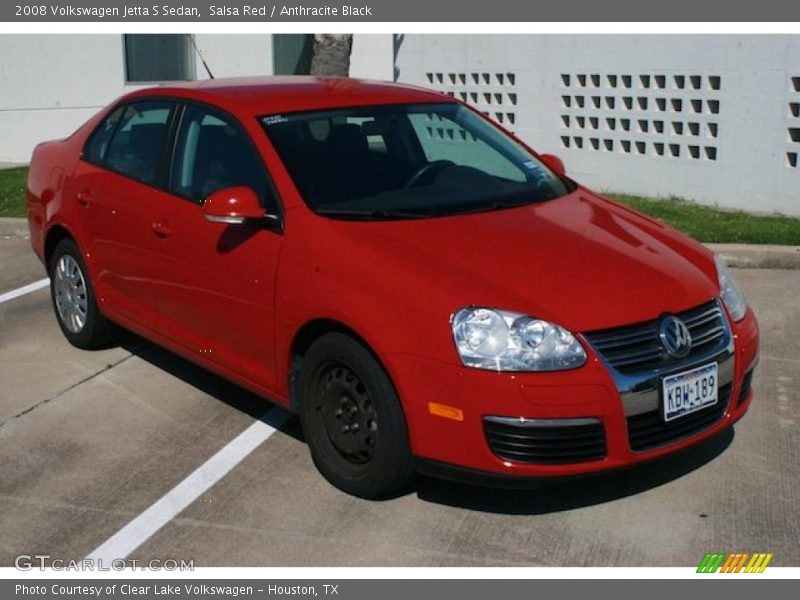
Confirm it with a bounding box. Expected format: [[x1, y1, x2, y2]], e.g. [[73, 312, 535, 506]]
[[80, 95, 285, 235], [166, 100, 284, 220], [82, 104, 126, 166], [80, 98, 179, 191]]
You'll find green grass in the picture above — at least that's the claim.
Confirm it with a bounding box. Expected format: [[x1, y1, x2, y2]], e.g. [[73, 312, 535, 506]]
[[607, 193, 800, 246], [0, 167, 28, 218]]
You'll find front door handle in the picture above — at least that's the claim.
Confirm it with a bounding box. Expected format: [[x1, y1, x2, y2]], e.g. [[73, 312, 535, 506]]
[[151, 220, 173, 238], [76, 190, 93, 208]]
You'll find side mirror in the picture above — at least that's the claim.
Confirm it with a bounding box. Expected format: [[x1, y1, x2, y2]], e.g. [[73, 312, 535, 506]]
[[539, 154, 566, 178], [203, 186, 266, 225]]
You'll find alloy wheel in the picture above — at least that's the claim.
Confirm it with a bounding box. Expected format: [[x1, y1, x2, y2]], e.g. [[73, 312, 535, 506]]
[[53, 254, 88, 334]]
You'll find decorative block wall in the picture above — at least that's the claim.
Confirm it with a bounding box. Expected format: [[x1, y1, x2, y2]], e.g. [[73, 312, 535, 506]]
[[558, 72, 721, 162], [424, 71, 518, 129], [385, 35, 800, 215], [788, 76, 800, 169]]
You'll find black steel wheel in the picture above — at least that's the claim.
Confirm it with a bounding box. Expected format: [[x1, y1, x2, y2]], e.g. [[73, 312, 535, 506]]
[[315, 362, 379, 464], [298, 333, 414, 498]]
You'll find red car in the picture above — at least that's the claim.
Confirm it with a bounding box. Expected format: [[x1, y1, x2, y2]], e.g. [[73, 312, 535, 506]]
[[27, 77, 759, 498]]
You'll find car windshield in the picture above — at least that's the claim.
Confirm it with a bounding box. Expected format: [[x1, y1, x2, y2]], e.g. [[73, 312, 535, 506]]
[[260, 102, 571, 220]]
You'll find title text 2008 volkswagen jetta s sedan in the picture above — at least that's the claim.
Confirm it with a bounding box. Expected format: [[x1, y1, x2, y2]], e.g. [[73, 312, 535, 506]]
[[26, 77, 759, 498]]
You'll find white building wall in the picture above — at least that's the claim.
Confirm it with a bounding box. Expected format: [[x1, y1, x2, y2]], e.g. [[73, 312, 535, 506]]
[[0, 34, 274, 163], [350, 34, 395, 81], [192, 34, 272, 80], [360, 34, 800, 216], [0, 35, 125, 162]]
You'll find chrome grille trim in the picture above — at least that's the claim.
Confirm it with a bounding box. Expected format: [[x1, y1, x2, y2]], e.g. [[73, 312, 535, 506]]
[[583, 299, 728, 374], [620, 350, 734, 416], [583, 299, 735, 419], [484, 416, 600, 427]]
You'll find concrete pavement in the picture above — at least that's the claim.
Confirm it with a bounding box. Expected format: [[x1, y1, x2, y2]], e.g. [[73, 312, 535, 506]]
[[0, 236, 798, 566]]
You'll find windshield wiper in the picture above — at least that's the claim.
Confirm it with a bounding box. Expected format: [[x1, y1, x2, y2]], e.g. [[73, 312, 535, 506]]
[[443, 196, 547, 217], [315, 207, 437, 220]]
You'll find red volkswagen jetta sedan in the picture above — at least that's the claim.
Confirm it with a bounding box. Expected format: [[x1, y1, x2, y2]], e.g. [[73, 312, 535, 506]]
[[27, 77, 759, 498]]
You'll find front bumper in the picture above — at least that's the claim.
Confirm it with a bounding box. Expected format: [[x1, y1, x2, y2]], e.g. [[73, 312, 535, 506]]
[[387, 304, 759, 481]]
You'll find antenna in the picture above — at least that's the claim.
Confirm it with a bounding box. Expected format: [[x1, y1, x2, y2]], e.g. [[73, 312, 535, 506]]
[[190, 35, 215, 79]]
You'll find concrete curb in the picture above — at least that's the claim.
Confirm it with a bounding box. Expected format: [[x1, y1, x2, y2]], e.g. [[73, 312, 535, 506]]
[[706, 243, 800, 271], [0, 217, 29, 239], [1, 216, 798, 269]]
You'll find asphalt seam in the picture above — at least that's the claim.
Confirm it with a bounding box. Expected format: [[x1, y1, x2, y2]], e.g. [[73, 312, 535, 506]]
[[0, 492, 145, 519], [0, 353, 134, 429]]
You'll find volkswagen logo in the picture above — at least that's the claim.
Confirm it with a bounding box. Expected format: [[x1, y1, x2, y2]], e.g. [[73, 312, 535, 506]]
[[659, 316, 692, 358]]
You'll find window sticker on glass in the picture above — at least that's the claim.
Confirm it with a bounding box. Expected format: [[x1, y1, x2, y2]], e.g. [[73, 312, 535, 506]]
[[263, 115, 289, 125]]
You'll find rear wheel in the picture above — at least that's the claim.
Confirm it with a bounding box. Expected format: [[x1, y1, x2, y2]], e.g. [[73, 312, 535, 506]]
[[298, 333, 414, 498], [49, 238, 119, 349]]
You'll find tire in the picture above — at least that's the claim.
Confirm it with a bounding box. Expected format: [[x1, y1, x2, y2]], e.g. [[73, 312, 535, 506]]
[[297, 332, 415, 498], [49, 238, 119, 349]]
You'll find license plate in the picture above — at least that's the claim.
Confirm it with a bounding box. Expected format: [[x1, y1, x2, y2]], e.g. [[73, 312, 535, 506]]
[[661, 362, 718, 422]]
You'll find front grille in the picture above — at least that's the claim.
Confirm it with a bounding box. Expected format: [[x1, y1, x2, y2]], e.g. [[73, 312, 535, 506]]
[[484, 418, 606, 464], [584, 300, 727, 374], [627, 383, 732, 451]]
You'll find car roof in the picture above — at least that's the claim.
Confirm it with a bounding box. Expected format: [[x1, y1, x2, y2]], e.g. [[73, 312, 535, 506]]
[[125, 76, 454, 115]]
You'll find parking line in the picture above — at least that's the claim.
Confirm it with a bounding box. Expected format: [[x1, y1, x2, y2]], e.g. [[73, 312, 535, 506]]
[[0, 278, 49, 304], [86, 407, 291, 562]]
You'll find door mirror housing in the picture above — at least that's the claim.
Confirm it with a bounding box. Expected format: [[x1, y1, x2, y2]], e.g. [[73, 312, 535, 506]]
[[203, 186, 267, 225], [539, 154, 566, 178]]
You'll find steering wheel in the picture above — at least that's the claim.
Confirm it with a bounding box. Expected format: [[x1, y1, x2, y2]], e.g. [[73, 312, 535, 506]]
[[403, 160, 455, 189]]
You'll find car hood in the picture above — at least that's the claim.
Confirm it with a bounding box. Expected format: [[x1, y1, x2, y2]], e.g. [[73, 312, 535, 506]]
[[313, 189, 719, 333]]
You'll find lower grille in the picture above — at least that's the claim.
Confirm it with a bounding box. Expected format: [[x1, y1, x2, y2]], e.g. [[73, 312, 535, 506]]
[[484, 417, 606, 464], [737, 370, 754, 405], [627, 383, 732, 452]]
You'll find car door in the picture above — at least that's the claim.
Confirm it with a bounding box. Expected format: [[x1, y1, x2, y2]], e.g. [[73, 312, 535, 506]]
[[154, 103, 284, 391], [69, 99, 177, 331]]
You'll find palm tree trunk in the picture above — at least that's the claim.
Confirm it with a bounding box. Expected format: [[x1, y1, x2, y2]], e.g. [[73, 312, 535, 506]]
[[309, 34, 353, 76]]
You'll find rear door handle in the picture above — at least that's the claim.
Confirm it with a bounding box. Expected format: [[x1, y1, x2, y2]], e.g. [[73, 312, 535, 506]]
[[151, 220, 173, 238], [76, 190, 93, 208]]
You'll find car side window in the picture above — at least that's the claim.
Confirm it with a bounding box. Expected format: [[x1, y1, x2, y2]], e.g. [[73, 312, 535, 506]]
[[84, 106, 124, 164], [104, 101, 174, 185], [170, 105, 274, 209]]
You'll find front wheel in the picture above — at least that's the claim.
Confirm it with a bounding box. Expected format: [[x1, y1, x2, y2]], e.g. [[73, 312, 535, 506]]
[[49, 238, 119, 349], [298, 333, 415, 498]]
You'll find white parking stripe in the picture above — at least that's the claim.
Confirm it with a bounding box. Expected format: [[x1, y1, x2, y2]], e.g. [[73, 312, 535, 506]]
[[86, 407, 291, 562], [0, 278, 49, 304]]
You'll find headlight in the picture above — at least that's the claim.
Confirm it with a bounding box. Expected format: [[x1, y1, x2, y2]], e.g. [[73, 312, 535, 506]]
[[715, 256, 747, 321], [451, 307, 587, 371]]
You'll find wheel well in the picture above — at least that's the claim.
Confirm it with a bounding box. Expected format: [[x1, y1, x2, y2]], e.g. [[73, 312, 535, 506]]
[[44, 225, 72, 269], [288, 319, 376, 412]]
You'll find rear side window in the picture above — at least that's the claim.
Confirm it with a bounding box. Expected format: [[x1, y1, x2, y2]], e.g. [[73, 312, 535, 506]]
[[104, 101, 174, 185], [84, 106, 124, 164], [170, 105, 276, 209]]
